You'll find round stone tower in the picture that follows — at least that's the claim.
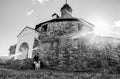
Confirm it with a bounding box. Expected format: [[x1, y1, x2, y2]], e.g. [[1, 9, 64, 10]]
[[60, 3, 73, 18]]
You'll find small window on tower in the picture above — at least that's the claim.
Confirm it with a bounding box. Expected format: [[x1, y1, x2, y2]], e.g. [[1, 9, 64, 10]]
[[41, 24, 48, 32], [78, 23, 83, 31]]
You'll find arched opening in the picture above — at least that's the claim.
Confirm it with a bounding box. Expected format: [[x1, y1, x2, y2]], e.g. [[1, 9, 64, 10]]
[[18, 42, 29, 59]]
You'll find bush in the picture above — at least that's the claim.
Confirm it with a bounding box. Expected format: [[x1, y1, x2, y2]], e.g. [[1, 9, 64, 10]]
[[6, 59, 21, 70], [0, 59, 6, 65], [5, 58, 14, 65], [87, 58, 102, 69], [5, 58, 34, 70], [20, 58, 34, 70], [107, 58, 119, 67], [108, 65, 120, 74]]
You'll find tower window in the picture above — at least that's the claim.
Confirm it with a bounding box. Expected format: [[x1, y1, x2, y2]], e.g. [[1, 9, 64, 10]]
[[41, 24, 48, 32], [78, 23, 83, 31]]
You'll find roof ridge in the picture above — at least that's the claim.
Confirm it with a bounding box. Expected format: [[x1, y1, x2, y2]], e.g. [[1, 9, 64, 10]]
[[17, 26, 35, 37]]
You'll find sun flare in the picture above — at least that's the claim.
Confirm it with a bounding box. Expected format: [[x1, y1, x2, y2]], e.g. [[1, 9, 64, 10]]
[[90, 15, 112, 36], [93, 23, 111, 36], [93, 26, 108, 36]]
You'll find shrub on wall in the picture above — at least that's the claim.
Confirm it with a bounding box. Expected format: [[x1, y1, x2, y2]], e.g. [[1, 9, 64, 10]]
[[42, 37, 120, 72], [36, 21, 120, 72], [42, 38, 88, 71]]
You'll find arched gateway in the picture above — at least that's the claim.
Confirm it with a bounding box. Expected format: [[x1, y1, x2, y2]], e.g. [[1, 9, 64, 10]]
[[18, 42, 29, 59], [15, 26, 39, 60]]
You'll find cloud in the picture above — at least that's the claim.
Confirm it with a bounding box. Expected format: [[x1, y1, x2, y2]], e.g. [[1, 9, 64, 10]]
[[32, 0, 49, 5], [27, 0, 49, 16], [37, 0, 48, 3], [114, 20, 120, 27], [26, 10, 34, 16]]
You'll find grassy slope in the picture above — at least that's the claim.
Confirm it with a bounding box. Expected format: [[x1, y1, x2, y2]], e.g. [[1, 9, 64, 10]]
[[0, 68, 120, 79]]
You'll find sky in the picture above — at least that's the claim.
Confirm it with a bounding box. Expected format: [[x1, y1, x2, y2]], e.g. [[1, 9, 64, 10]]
[[0, 0, 120, 56]]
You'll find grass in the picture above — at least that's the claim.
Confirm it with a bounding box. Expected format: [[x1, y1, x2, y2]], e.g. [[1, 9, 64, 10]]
[[0, 68, 120, 79]]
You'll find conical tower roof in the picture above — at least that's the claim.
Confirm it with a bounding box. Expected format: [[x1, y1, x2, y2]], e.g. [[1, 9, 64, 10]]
[[60, 3, 72, 13]]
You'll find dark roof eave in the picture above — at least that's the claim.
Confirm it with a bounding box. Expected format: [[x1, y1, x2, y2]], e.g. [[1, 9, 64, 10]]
[[35, 18, 80, 30]]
